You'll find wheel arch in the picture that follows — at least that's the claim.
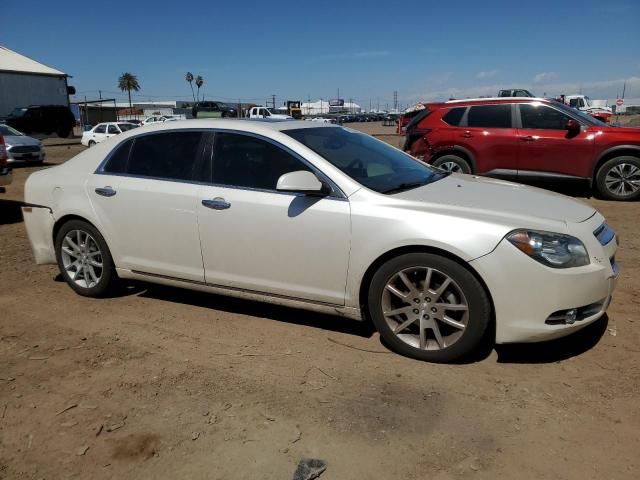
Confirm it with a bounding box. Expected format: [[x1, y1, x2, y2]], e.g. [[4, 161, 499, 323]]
[[591, 145, 640, 184], [52, 214, 107, 248], [358, 244, 495, 331]]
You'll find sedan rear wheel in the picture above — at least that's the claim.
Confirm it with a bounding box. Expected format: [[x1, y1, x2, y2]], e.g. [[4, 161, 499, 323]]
[[55, 220, 117, 297], [368, 253, 490, 362]]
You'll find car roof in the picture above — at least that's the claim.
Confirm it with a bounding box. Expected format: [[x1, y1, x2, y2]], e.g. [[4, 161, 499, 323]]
[[444, 97, 548, 106], [133, 119, 337, 134]]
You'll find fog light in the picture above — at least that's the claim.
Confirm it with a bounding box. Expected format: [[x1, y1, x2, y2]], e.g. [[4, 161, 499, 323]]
[[565, 309, 577, 324]]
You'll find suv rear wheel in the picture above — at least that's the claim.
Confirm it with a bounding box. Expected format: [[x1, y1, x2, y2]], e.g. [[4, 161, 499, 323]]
[[595, 156, 640, 201], [432, 155, 472, 174], [367, 253, 491, 363]]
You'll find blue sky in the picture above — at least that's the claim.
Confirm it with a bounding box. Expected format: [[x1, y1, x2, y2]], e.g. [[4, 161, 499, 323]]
[[3, 0, 640, 107]]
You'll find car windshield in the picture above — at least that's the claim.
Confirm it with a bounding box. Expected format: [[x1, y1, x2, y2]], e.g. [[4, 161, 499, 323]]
[[0, 124, 23, 136], [9, 108, 27, 117], [553, 101, 607, 126], [117, 123, 136, 131], [285, 127, 447, 194]]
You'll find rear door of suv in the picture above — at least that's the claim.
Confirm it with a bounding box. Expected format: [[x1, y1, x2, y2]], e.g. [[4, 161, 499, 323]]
[[458, 103, 519, 176], [515, 102, 595, 178]]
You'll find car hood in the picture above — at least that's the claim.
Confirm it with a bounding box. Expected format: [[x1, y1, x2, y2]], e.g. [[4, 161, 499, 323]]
[[4, 135, 41, 147], [393, 174, 596, 224]]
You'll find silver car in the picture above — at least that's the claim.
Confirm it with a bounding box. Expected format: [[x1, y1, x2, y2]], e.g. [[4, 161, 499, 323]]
[[0, 124, 45, 164]]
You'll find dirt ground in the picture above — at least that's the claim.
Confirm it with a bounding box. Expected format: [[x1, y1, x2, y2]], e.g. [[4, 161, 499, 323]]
[[1, 125, 639, 480]]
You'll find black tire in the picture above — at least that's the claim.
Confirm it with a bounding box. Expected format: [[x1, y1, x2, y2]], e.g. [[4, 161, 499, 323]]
[[57, 127, 71, 138], [88, 140, 96, 148], [55, 219, 118, 297], [595, 156, 640, 201], [367, 253, 491, 363], [431, 155, 472, 174]]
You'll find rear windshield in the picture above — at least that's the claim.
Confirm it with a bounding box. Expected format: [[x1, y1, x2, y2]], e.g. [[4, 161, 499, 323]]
[[405, 108, 431, 131], [118, 123, 137, 131]]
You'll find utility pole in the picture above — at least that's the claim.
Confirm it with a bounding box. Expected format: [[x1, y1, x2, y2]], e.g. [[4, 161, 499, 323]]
[[337, 88, 340, 101], [271, 94, 276, 109], [393, 90, 398, 112]]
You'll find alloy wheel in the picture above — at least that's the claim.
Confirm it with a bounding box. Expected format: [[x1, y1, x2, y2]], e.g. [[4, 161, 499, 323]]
[[60, 229, 103, 289], [604, 163, 640, 197], [381, 267, 469, 350], [439, 161, 462, 173]]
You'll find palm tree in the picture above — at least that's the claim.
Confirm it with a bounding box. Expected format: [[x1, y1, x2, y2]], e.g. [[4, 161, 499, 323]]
[[117, 72, 140, 116], [195, 75, 204, 102], [186, 72, 195, 102]]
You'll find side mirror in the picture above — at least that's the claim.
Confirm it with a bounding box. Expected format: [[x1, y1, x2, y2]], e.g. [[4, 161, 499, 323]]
[[565, 119, 580, 136], [276, 171, 328, 196]]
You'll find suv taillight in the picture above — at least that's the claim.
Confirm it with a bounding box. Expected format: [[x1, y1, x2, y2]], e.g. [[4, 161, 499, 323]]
[[0, 135, 8, 167]]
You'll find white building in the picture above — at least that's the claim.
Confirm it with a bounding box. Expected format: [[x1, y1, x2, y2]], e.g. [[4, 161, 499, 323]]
[[0, 45, 72, 117], [301, 100, 361, 115]]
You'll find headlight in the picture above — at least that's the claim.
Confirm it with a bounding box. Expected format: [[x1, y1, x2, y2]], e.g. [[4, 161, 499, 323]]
[[506, 229, 589, 268]]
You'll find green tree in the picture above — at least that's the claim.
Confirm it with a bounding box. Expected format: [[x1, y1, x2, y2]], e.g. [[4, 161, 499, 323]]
[[117, 72, 140, 115], [186, 72, 195, 102], [195, 75, 204, 102]]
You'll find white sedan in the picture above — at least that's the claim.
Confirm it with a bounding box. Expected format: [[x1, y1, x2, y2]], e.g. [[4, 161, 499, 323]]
[[141, 115, 178, 125], [81, 122, 138, 147], [22, 120, 619, 362]]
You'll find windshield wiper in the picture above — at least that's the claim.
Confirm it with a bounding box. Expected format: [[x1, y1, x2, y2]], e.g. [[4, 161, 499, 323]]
[[381, 181, 428, 194]]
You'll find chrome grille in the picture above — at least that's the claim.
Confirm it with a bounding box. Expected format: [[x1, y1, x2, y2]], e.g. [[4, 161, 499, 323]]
[[10, 145, 40, 154]]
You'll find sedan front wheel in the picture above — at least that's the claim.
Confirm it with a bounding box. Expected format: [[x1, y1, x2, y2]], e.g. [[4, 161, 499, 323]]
[[368, 253, 491, 362]]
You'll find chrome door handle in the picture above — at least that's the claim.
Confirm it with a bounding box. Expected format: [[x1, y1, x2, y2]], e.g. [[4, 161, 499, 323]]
[[202, 198, 231, 210], [521, 135, 536, 142], [95, 187, 116, 197], [461, 131, 473, 138]]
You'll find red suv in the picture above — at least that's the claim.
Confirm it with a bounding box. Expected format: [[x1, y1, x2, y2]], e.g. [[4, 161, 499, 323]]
[[403, 98, 640, 201]]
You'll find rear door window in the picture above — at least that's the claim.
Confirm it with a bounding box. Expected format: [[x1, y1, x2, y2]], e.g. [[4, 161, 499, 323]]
[[467, 104, 512, 128], [102, 139, 132, 174], [107, 125, 119, 134], [127, 131, 204, 181], [94, 124, 106, 134]]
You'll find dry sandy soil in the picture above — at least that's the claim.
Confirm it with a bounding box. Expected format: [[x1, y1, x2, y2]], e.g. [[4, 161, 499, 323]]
[[1, 126, 639, 480]]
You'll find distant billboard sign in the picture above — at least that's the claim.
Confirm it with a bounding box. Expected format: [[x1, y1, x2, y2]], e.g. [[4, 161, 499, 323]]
[[329, 99, 344, 107]]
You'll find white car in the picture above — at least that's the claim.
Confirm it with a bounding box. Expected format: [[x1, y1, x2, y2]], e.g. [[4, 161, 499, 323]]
[[22, 120, 619, 362], [141, 115, 178, 125], [81, 122, 138, 147], [0, 124, 45, 164], [248, 107, 293, 120]]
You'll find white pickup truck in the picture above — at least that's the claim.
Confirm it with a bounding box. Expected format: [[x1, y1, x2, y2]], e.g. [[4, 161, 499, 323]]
[[248, 107, 292, 120]]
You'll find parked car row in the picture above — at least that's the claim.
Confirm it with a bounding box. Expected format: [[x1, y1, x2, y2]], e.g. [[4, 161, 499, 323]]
[[403, 97, 640, 201], [23, 119, 619, 363]]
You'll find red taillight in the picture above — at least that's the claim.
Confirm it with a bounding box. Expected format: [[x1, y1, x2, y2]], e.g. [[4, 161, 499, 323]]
[[0, 135, 8, 168]]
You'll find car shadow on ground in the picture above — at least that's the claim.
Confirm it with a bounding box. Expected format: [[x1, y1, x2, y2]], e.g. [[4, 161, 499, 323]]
[[493, 315, 609, 364], [0, 199, 24, 225], [516, 179, 593, 199], [137, 283, 376, 338]]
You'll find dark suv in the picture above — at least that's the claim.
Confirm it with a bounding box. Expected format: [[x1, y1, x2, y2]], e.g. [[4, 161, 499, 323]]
[[6, 105, 76, 138], [403, 98, 640, 201], [191, 101, 237, 119]]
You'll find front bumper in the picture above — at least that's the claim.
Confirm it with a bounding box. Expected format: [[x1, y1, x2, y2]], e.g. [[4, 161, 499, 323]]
[[0, 167, 12, 186], [471, 221, 618, 344]]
